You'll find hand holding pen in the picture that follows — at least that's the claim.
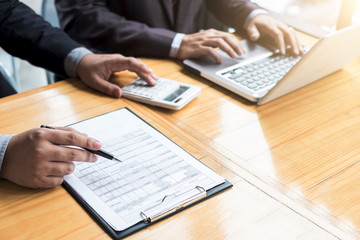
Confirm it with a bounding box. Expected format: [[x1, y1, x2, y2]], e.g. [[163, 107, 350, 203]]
[[1, 126, 120, 189], [41, 125, 121, 162]]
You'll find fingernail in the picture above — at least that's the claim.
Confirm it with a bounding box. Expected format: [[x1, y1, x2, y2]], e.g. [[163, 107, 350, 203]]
[[250, 34, 258, 41], [113, 88, 121, 98], [91, 154, 98, 162], [94, 140, 102, 149], [151, 73, 158, 81]]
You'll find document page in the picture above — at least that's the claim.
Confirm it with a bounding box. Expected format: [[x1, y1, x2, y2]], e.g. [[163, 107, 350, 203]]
[[64, 108, 224, 231]]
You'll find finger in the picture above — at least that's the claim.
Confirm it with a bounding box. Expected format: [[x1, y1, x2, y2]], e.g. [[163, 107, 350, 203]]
[[123, 58, 157, 85], [282, 27, 299, 55], [102, 55, 157, 87], [50, 126, 88, 137], [270, 29, 286, 54], [137, 72, 158, 86], [201, 47, 221, 64], [294, 32, 304, 54], [150, 72, 158, 80], [46, 161, 75, 177], [45, 130, 102, 151], [225, 34, 247, 55], [208, 32, 245, 56], [52, 145, 98, 163], [202, 28, 218, 38], [86, 75, 122, 98], [220, 33, 246, 55], [205, 38, 237, 58], [247, 23, 260, 42]]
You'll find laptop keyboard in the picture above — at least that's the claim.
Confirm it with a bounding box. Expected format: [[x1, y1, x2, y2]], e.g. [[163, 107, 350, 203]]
[[219, 54, 302, 92]]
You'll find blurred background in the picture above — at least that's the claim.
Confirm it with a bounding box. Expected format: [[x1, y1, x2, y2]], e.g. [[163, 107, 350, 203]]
[[253, 0, 360, 37], [20, 0, 48, 91], [1, 0, 359, 94], [0, 0, 46, 93]]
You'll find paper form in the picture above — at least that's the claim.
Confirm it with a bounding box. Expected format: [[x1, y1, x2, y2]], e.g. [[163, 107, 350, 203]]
[[64, 108, 224, 231]]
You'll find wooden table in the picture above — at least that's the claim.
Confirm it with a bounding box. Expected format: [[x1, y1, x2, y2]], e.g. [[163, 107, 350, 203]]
[[1, 37, 360, 239]]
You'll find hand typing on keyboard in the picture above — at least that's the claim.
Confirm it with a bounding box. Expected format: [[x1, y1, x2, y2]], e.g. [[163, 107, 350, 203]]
[[176, 29, 247, 64], [245, 14, 304, 56]]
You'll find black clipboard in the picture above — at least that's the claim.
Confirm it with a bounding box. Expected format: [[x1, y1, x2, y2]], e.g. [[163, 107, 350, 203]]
[[62, 108, 233, 239]]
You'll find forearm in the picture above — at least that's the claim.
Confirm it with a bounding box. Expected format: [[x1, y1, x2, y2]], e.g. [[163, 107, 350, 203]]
[[0, 0, 81, 77], [206, 0, 261, 30], [56, 0, 176, 57]]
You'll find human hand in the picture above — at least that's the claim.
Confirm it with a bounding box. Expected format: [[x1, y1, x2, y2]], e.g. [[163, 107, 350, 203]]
[[76, 54, 158, 98], [176, 29, 246, 63], [0, 127, 101, 188], [245, 14, 303, 55]]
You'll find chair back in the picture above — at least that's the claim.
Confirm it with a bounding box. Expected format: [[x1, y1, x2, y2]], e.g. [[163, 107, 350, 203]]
[[41, 0, 60, 27], [0, 60, 18, 97], [41, 0, 60, 84]]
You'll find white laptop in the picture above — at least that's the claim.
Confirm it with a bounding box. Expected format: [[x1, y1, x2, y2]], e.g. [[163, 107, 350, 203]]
[[183, 24, 360, 105]]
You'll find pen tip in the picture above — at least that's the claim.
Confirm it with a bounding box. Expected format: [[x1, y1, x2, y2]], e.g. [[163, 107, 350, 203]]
[[113, 157, 122, 162]]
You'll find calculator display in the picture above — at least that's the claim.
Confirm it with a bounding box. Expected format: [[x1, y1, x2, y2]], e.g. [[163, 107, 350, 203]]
[[163, 86, 189, 102]]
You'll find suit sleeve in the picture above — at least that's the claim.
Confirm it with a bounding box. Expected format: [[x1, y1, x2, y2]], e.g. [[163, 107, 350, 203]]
[[0, 0, 82, 78], [55, 0, 176, 58], [206, 0, 261, 31]]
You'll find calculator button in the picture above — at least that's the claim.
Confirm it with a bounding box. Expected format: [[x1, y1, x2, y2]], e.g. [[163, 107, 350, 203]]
[[122, 78, 180, 99]]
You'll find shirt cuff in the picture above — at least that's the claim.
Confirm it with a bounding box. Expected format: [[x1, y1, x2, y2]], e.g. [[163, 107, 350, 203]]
[[0, 135, 14, 173], [169, 33, 185, 58], [64, 47, 93, 78], [243, 9, 269, 29]]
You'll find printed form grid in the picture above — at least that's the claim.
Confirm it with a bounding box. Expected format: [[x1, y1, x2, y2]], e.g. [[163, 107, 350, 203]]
[[75, 128, 214, 223]]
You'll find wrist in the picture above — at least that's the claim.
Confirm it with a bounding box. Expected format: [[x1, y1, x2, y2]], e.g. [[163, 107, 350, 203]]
[[243, 9, 269, 29], [64, 47, 93, 78], [0, 135, 14, 175], [169, 33, 185, 58]]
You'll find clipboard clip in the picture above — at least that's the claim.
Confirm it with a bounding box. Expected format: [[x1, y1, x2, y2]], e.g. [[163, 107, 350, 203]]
[[140, 186, 206, 223]]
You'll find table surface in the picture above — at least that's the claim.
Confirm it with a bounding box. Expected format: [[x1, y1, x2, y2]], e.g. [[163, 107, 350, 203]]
[[1, 32, 360, 239]]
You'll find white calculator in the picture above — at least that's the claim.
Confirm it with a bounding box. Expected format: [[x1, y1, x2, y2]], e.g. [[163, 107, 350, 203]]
[[121, 77, 201, 110]]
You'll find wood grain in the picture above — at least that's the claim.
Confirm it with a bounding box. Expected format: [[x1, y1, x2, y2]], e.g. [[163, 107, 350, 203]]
[[1, 32, 360, 238]]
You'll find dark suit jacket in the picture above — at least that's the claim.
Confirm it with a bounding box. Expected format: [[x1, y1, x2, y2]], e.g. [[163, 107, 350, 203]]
[[0, 0, 82, 79], [56, 0, 260, 58]]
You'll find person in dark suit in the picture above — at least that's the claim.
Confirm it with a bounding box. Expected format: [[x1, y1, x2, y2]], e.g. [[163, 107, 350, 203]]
[[0, 0, 157, 99], [56, 0, 303, 63], [0, 0, 157, 188]]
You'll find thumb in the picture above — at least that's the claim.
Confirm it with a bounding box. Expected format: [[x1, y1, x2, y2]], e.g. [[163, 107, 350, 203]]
[[247, 24, 260, 41], [86, 75, 122, 98]]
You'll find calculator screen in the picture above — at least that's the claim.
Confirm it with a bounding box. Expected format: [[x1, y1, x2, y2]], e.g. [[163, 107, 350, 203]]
[[163, 86, 189, 102]]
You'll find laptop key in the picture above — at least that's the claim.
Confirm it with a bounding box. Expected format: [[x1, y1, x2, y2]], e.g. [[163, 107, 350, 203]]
[[228, 71, 244, 80], [222, 52, 305, 92]]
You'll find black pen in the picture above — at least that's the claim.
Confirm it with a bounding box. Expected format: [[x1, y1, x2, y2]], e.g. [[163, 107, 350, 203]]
[[40, 125, 122, 162]]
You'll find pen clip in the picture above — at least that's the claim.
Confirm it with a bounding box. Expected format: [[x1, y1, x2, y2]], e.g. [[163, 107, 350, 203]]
[[140, 186, 206, 223]]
